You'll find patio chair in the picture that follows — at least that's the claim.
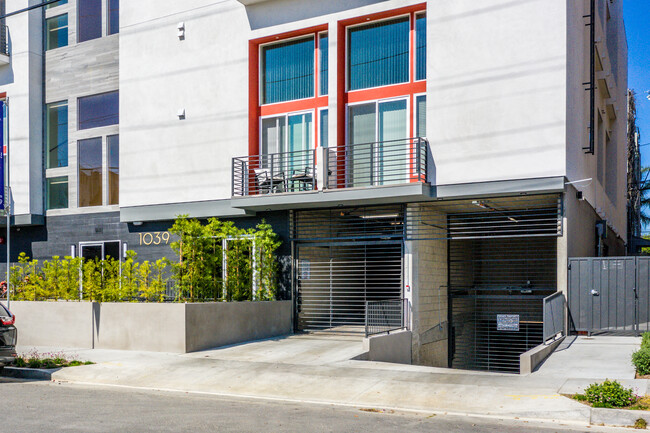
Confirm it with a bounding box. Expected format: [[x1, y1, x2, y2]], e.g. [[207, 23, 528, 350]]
[[254, 168, 285, 194]]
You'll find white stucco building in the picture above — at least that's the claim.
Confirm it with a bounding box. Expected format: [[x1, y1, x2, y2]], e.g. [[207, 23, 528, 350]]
[[0, 0, 629, 372]]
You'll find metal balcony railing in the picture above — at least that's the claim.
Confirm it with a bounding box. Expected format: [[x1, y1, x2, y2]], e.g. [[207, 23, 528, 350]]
[[0, 24, 7, 56], [326, 137, 428, 189], [232, 149, 316, 197], [231, 137, 429, 197]]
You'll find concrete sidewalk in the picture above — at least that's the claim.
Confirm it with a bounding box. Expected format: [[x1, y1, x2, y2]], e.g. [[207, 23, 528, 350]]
[[10, 335, 648, 427]]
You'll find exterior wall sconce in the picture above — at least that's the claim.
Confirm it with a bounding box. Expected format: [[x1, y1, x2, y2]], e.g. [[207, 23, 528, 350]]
[[177, 108, 186, 120], [177, 22, 185, 40]]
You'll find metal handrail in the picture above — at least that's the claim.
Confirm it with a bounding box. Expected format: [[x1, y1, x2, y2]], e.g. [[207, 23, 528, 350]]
[[542, 291, 565, 343], [365, 298, 409, 337]]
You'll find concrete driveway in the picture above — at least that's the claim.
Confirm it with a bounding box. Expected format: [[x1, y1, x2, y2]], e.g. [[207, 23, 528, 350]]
[[183, 332, 366, 366]]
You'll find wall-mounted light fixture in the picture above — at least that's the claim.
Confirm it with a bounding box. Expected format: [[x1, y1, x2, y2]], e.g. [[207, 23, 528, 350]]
[[177, 22, 185, 40], [177, 108, 185, 120]]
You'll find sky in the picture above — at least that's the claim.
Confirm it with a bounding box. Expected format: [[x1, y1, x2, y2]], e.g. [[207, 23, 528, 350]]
[[625, 0, 650, 165]]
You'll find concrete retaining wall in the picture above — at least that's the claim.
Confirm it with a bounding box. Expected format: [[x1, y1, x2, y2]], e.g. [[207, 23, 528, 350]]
[[520, 336, 565, 375], [10, 301, 95, 349], [186, 301, 292, 352], [10, 300, 292, 353], [363, 330, 412, 365]]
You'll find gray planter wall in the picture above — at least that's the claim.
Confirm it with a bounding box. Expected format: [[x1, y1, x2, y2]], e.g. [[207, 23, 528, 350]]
[[10, 301, 292, 353]]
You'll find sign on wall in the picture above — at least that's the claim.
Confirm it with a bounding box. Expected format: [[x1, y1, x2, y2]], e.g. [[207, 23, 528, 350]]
[[496, 314, 519, 331]]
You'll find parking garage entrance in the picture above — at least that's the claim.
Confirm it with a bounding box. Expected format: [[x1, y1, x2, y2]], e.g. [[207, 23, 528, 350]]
[[292, 206, 405, 333]]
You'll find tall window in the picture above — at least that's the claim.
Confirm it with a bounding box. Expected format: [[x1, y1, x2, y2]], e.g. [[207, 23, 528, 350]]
[[108, 0, 119, 35], [348, 17, 410, 91], [319, 109, 328, 147], [341, 7, 426, 188], [416, 95, 426, 137], [253, 27, 329, 160], [46, 177, 68, 210], [319, 33, 328, 96], [45, 14, 68, 50], [45, 102, 68, 168], [78, 137, 102, 207], [78, 91, 119, 130], [78, 0, 102, 43], [262, 37, 314, 104], [107, 135, 119, 205], [416, 14, 426, 81]]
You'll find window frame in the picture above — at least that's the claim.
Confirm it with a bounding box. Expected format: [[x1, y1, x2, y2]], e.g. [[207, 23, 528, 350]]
[[345, 13, 412, 93], [414, 12, 426, 83], [77, 90, 119, 130], [345, 96, 411, 146], [77, 0, 103, 43], [259, 108, 315, 156], [45, 13, 69, 51], [45, 100, 69, 169], [46, 176, 69, 210], [107, 134, 119, 206], [318, 106, 329, 148], [318, 31, 329, 97], [413, 92, 426, 139], [258, 34, 317, 107], [250, 24, 329, 158], [77, 136, 104, 208]]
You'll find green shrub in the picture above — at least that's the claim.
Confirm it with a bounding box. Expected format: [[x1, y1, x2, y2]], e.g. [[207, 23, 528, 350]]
[[633, 347, 650, 376], [635, 418, 647, 429], [582, 380, 638, 408], [642, 333, 650, 350]]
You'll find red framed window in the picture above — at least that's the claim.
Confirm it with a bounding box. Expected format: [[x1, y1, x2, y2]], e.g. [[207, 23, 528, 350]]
[[249, 25, 328, 157]]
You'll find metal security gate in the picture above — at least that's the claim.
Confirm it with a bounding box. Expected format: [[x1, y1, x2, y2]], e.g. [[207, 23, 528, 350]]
[[568, 257, 650, 335], [448, 237, 557, 373], [291, 205, 406, 333], [295, 242, 403, 332]]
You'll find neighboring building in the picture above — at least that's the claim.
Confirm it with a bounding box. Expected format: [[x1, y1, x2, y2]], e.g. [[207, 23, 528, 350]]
[[0, 0, 628, 372]]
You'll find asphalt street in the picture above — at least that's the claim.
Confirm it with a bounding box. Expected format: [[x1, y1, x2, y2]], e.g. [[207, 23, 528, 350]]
[[0, 378, 634, 433]]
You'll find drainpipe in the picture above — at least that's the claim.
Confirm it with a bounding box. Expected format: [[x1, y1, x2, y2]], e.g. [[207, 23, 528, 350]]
[[583, 0, 596, 154]]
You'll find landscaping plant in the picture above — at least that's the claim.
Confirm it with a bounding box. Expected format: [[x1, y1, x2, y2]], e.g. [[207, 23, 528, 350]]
[[576, 380, 638, 408], [7, 216, 281, 303], [13, 349, 94, 369]]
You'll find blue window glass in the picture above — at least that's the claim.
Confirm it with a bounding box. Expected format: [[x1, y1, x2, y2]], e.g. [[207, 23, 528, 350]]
[[319, 109, 328, 147], [78, 0, 102, 43], [46, 177, 68, 210], [78, 91, 119, 130], [45, 14, 68, 50], [262, 37, 314, 104], [46, 102, 68, 168], [319, 33, 328, 96], [348, 17, 409, 91], [46, 0, 68, 9], [416, 14, 426, 81], [108, 0, 119, 35]]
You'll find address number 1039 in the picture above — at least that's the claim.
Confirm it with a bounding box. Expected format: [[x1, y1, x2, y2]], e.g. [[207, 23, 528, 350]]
[[138, 232, 171, 246]]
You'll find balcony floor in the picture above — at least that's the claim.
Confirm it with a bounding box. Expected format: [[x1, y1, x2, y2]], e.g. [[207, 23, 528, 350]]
[[230, 182, 432, 211]]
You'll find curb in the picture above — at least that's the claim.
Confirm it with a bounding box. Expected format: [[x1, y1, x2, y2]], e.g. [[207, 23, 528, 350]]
[[591, 407, 650, 428], [1, 366, 55, 380]]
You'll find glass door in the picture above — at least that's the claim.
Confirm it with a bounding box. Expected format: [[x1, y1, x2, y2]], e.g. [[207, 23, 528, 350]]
[[378, 99, 407, 185], [347, 98, 407, 187]]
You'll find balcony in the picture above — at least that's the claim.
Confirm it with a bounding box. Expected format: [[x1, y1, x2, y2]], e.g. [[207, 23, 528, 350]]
[[0, 24, 9, 65], [231, 138, 430, 211]]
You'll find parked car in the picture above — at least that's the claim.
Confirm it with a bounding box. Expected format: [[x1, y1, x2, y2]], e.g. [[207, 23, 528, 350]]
[[0, 302, 16, 370]]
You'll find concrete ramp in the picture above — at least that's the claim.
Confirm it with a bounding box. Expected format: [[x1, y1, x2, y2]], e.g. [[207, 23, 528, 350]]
[[183, 332, 367, 366]]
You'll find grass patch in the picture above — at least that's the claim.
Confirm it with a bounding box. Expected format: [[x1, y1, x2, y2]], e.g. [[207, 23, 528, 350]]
[[12, 349, 94, 370]]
